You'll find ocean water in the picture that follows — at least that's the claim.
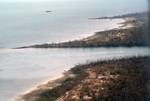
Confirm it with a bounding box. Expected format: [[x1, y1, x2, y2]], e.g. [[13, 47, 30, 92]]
[[0, 0, 149, 101], [0, 0, 148, 48]]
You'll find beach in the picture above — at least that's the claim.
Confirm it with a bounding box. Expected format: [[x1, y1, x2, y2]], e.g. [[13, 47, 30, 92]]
[[18, 56, 150, 101], [23, 12, 149, 48]]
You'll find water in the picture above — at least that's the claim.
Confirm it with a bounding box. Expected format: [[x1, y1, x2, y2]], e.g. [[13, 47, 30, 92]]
[[0, 47, 149, 101], [0, 0, 149, 101], [0, 0, 148, 48]]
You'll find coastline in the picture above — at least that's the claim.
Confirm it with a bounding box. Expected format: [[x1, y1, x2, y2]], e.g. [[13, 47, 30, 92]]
[[14, 47, 150, 101], [18, 56, 150, 101], [15, 17, 126, 101], [15, 12, 149, 101], [15, 15, 126, 100], [16, 12, 149, 49], [14, 74, 63, 101], [15, 71, 75, 101], [15, 18, 124, 49]]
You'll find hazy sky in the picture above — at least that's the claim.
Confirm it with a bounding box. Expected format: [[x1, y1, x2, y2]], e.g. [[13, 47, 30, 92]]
[[0, 0, 148, 9]]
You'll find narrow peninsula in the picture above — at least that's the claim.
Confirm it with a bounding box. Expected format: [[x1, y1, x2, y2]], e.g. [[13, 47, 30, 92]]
[[17, 12, 149, 49]]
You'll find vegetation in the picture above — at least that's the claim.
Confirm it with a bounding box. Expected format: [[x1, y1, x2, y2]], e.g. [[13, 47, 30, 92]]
[[59, 56, 150, 101], [17, 12, 149, 49], [89, 12, 148, 20], [23, 56, 150, 101], [20, 12, 150, 101], [26, 25, 149, 48]]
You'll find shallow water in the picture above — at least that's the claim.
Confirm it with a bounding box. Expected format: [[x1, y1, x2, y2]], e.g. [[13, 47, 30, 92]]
[[0, 47, 149, 101]]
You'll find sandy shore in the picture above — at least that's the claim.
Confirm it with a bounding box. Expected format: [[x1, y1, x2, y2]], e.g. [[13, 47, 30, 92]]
[[117, 17, 135, 29], [16, 56, 150, 101], [14, 71, 75, 101]]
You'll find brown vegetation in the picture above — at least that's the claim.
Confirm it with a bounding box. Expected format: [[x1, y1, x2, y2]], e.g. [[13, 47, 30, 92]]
[[17, 12, 149, 49], [57, 56, 150, 101], [22, 56, 150, 101], [27, 25, 148, 48]]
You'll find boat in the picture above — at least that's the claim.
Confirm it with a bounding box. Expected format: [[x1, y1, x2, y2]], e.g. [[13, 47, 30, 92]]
[[45, 11, 51, 13]]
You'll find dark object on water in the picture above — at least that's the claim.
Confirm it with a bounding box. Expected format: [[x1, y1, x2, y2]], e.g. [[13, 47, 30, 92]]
[[45, 11, 51, 13]]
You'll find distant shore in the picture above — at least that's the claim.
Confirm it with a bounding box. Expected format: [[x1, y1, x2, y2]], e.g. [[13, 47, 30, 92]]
[[18, 56, 150, 101], [16, 12, 149, 49]]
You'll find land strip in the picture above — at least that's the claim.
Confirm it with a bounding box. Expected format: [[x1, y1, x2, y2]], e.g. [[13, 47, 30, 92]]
[[17, 12, 149, 49], [21, 56, 150, 101]]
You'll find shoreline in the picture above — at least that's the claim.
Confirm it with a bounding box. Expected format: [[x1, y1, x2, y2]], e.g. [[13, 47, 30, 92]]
[[18, 56, 150, 101], [16, 12, 149, 49], [15, 18, 124, 49], [14, 74, 63, 101], [14, 12, 149, 101], [15, 71, 76, 101], [14, 16, 126, 101]]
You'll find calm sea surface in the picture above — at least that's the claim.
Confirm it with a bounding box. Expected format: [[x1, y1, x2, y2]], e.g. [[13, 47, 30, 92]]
[[0, 0, 149, 101]]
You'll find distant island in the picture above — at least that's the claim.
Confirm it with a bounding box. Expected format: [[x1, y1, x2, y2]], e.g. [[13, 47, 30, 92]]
[[17, 12, 149, 49]]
